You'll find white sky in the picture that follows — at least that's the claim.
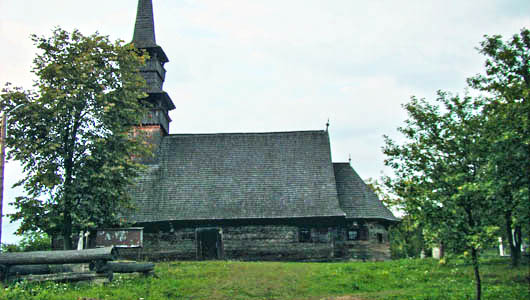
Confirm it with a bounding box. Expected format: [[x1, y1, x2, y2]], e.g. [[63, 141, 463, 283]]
[[1, 0, 528, 244]]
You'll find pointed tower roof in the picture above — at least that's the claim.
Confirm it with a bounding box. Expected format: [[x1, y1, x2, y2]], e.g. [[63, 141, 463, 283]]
[[132, 0, 168, 62]]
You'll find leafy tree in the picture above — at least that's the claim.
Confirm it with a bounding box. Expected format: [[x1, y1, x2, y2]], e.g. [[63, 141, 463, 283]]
[[0, 28, 151, 250], [383, 92, 497, 300], [467, 28, 529, 267]]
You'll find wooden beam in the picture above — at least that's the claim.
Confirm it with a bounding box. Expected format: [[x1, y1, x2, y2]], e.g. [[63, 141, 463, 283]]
[[0, 247, 116, 265], [107, 262, 154, 274], [5, 264, 73, 276], [11, 271, 112, 283]]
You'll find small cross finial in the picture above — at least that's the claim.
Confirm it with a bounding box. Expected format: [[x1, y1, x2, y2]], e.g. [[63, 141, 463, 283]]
[[348, 154, 351, 164], [325, 118, 330, 132]]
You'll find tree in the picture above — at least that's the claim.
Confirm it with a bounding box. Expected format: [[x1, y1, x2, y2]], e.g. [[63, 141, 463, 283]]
[[467, 28, 530, 267], [0, 28, 151, 250], [383, 92, 497, 300]]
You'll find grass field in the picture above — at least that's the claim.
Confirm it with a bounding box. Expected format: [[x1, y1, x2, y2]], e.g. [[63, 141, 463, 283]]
[[1, 257, 528, 300]]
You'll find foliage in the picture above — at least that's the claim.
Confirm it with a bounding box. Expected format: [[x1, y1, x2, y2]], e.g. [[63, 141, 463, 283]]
[[1, 258, 527, 300], [388, 215, 427, 259], [0, 231, 51, 252], [467, 28, 530, 267], [0, 27, 151, 249], [382, 91, 498, 300]]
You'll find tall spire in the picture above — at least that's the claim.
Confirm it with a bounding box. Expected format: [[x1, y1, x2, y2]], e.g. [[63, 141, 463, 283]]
[[132, 0, 174, 135], [133, 0, 156, 48]]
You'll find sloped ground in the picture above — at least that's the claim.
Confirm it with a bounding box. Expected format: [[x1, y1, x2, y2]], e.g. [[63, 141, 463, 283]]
[[2, 257, 528, 300]]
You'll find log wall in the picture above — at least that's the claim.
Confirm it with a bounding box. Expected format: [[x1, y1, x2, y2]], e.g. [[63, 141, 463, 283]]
[[120, 222, 392, 261]]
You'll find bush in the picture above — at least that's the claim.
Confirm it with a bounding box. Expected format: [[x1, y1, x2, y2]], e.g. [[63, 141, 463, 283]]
[[0, 231, 51, 252]]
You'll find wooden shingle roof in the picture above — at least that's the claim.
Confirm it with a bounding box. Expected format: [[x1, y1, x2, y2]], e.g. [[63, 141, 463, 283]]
[[129, 131, 345, 223], [333, 163, 399, 222]]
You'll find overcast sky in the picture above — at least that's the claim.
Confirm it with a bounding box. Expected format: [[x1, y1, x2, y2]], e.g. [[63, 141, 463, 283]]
[[1, 0, 528, 244]]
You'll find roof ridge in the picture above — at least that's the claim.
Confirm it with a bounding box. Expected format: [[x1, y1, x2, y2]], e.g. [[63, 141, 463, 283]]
[[166, 130, 327, 137]]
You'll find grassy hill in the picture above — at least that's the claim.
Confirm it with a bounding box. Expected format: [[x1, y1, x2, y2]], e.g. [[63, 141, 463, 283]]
[[2, 257, 528, 300]]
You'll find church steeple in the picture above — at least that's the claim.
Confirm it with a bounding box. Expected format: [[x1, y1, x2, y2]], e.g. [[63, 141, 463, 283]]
[[132, 0, 175, 135], [133, 0, 157, 48]]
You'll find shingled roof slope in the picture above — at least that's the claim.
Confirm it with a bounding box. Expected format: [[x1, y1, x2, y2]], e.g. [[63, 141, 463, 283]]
[[130, 131, 345, 223], [333, 163, 399, 222]]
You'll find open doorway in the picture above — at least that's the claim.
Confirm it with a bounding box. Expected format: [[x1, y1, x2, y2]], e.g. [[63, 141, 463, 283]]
[[196, 228, 222, 260], [377, 233, 383, 243]]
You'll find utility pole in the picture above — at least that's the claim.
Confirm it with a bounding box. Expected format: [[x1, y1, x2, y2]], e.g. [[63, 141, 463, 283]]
[[0, 112, 6, 246]]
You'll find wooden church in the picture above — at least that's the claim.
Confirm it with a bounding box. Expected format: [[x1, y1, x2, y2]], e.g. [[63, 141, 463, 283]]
[[126, 0, 399, 261]]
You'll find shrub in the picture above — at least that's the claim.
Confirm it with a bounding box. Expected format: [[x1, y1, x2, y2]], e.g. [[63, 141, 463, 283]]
[[1, 231, 51, 252]]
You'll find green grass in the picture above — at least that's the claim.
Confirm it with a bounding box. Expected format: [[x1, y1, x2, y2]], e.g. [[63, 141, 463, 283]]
[[1, 257, 528, 300]]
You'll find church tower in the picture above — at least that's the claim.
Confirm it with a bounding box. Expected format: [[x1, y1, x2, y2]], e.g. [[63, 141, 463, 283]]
[[132, 0, 175, 135]]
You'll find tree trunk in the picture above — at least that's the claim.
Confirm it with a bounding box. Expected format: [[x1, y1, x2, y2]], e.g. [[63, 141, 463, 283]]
[[513, 225, 522, 265], [505, 212, 520, 267], [471, 247, 482, 300], [62, 169, 74, 250], [62, 212, 73, 250], [62, 127, 76, 251], [0, 247, 116, 265]]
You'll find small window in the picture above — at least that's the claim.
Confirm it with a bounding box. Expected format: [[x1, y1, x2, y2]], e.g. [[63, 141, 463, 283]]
[[299, 228, 311, 243], [348, 230, 359, 240], [347, 226, 369, 241]]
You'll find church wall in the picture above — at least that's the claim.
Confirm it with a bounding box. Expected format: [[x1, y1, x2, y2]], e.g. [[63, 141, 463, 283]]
[[336, 221, 392, 261], [118, 221, 392, 261], [222, 225, 335, 261], [122, 224, 338, 261]]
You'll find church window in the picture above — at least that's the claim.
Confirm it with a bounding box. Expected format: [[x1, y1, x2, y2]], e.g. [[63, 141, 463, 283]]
[[347, 230, 359, 240], [348, 225, 369, 241], [298, 228, 311, 242]]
